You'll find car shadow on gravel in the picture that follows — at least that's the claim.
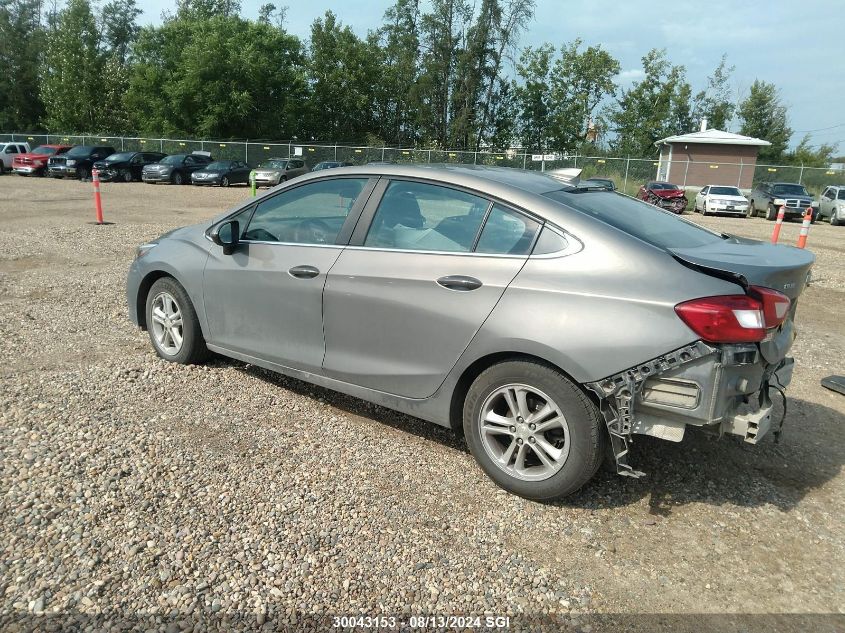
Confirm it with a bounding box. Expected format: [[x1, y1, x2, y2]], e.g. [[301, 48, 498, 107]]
[[238, 362, 843, 515], [560, 396, 845, 515]]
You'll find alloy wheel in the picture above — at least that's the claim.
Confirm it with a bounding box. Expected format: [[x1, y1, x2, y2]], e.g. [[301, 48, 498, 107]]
[[478, 384, 571, 482], [150, 291, 184, 356]]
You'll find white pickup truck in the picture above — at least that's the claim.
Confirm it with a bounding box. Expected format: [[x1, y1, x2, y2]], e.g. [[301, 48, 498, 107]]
[[0, 141, 31, 173]]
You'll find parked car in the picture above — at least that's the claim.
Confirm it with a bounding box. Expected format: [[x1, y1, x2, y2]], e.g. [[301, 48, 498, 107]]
[[579, 177, 615, 190], [747, 182, 814, 221], [191, 160, 252, 187], [127, 165, 811, 500], [312, 161, 355, 171], [693, 185, 749, 216], [637, 181, 688, 213], [93, 151, 167, 182], [818, 185, 845, 226], [11, 144, 71, 176], [0, 141, 32, 173], [252, 158, 309, 187], [47, 145, 115, 180], [142, 152, 212, 185]]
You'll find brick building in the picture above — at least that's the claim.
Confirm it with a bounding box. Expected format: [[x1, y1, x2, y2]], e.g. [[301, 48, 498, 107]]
[[654, 126, 771, 190]]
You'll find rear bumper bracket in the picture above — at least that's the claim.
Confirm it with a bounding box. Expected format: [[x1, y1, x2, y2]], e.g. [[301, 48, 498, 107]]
[[586, 341, 715, 478]]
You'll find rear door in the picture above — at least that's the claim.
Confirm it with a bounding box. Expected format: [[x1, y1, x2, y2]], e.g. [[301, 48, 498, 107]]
[[322, 179, 541, 398]]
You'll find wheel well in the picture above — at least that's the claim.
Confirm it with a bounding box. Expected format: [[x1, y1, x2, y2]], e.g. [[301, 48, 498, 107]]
[[447, 352, 592, 434], [136, 271, 173, 329]]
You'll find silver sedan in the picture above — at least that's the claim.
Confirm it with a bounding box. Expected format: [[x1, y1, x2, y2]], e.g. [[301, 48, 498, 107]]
[[127, 165, 812, 500]]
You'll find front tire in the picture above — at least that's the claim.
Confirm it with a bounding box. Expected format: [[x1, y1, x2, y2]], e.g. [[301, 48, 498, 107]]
[[220, 176, 229, 187], [832, 212, 840, 227], [463, 360, 604, 501], [747, 201, 756, 218], [766, 203, 777, 220], [145, 277, 210, 365], [172, 172, 184, 185]]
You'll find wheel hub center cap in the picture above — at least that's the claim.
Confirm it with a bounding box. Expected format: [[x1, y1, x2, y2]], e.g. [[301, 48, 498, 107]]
[[516, 424, 532, 440]]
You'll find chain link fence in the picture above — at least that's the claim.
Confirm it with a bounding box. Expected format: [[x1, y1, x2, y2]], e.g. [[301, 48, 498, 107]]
[[3, 131, 843, 197]]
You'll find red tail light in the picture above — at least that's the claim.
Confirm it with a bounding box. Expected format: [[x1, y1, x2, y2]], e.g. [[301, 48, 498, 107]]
[[749, 286, 791, 328], [675, 287, 791, 344]]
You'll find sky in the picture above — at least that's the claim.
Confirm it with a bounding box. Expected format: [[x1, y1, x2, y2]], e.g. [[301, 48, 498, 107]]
[[136, 0, 845, 151]]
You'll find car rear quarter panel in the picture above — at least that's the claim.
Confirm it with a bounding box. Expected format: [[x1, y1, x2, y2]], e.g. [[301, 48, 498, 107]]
[[456, 229, 745, 385]]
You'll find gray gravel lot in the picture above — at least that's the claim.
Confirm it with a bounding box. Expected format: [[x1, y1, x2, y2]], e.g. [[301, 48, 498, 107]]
[[1, 176, 844, 632]]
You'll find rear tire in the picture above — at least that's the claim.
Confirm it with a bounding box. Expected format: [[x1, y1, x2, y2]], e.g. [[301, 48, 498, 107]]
[[463, 360, 604, 501], [145, 277, 210, 365]]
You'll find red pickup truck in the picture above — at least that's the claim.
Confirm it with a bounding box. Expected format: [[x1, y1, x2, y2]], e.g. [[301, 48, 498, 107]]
[[12, 144, 73, 176]]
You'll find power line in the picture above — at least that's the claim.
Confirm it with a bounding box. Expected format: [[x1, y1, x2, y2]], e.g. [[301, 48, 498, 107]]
[[793, 122, 845, 134]]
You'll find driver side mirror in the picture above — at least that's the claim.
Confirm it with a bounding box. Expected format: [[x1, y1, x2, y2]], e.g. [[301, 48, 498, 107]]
[[211, 219, 240, 255]]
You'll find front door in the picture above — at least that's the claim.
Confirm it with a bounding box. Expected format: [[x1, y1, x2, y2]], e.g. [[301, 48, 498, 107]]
[[322, 180, 541, 398], [202, 177, 373, 371]]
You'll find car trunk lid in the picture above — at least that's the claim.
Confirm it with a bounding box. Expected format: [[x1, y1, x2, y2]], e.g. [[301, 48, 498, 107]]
[[670, 236, 814, 364]]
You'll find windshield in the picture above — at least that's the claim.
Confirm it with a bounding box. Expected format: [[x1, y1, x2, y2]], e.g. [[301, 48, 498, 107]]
[[650, 183, 680, 190], [205, 161, 232, 170], [66, 146, 95, 158], [104, 152, 134, 163], [32, 146, 58, 156], [710, 186, 741, 196], [544, 189, 724, 250], [771, 184, 809, 196], [260, 160, 287, 169], [160, 155, 186, 165]]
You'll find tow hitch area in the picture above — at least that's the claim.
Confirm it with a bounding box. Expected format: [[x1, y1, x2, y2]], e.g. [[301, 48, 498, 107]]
[[586, 344, 794, 477]]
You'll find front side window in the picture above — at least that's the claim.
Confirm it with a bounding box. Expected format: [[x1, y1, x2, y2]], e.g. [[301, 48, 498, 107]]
[[244, 178, 368, 245], [364, 181, 489, 252], [838, 189, 845, 200], [5, 145, 17, 153]]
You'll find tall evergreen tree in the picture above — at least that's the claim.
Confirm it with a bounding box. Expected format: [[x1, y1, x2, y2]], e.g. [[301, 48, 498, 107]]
[[0, 0, 46, 130]]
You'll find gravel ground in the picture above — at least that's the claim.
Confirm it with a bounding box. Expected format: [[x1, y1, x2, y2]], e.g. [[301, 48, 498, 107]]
[[1, 176, 844, 632]]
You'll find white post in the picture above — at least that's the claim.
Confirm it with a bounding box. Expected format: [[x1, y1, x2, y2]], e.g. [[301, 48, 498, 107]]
[[624, 157, 630, 193]]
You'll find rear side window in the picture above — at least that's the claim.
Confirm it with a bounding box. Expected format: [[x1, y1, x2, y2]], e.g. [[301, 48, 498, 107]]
[[544, 190, 723, 250], [475, 205, 540, 255], [364, 181, 489, 252]]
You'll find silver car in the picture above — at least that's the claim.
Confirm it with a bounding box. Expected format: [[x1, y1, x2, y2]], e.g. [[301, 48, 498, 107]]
[[818, 185, 845, 225], [252, 158, 308, 187], [127, 165, 813, 500]]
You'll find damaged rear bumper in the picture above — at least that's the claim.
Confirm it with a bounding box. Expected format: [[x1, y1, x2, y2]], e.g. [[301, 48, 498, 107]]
[[586, 342, 793, 477]]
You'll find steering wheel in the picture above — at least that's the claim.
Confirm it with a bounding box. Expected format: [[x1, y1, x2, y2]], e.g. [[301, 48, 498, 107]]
[[295, 219, 332, 244]]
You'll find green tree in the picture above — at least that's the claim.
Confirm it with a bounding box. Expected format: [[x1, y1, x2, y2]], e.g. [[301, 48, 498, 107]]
[[126, 14, 306, 138], [375, 0, 422, 145], [0, 0, 46, 130], [548, 39, 619, 149], [608, 49, 688, 157], [785, 134, 836, 167], [40, 0, 102, 131], [737, 79, 792, 162], [305, 11, 382, 142], [691, 55, 735, 130], [512, 43, 554, 152]]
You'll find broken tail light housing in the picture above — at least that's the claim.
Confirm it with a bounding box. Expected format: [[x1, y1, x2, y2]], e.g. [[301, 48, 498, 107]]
[[674, 287, 790, 344]]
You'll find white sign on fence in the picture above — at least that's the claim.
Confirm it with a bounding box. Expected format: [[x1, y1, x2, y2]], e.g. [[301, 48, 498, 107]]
[[531, 154, 544, 162], [293, 146, 303, 156]]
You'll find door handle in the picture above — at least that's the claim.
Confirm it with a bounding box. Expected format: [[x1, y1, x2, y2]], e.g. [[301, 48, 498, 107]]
[[288, 265, 320, 279], [437, 275, 482, 291]]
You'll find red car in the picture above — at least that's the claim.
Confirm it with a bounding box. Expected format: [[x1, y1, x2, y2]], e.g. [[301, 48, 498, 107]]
[[637, 181, 688, 214], [12, 144, 73, 176]]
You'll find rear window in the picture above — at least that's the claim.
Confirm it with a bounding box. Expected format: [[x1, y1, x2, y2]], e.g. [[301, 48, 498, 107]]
[[544, 190, 724, 250]]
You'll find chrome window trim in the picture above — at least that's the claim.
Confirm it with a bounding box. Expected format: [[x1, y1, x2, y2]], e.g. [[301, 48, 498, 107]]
[[528, 224, 584, 259]]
